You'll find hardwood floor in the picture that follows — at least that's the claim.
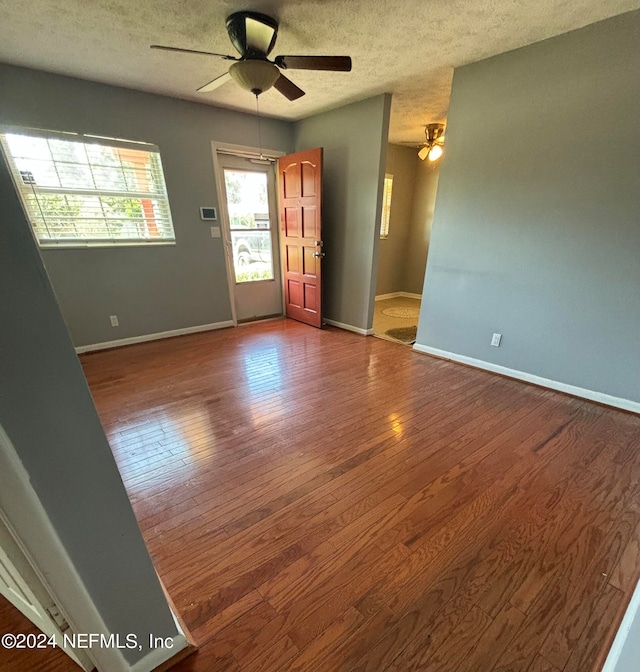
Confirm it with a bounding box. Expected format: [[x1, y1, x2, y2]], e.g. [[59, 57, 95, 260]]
[[75, 319, 639, 672]]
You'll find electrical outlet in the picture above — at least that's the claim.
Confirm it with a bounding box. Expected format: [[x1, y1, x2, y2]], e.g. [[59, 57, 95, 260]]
[[491, 333, 502, 347], [110, 315, 119, 327], [210, 226, 221, 238]]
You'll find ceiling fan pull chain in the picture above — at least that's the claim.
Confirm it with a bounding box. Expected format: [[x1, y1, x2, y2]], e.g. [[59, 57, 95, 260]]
[[255, 94, 264, 160]]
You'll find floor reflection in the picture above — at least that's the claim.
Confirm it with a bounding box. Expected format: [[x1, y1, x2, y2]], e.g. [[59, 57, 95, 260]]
[[109, 405, 225, 481], [242, 344, 287, 427]]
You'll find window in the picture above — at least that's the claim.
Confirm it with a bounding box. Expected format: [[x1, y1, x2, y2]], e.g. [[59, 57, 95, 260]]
[[223, 169, 275, 283], [380, 173, 393, 239], [0, 128, 175, 246]]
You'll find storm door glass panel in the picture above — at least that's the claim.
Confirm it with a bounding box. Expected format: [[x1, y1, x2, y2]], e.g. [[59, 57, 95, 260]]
[[223, 169, 274, 283]]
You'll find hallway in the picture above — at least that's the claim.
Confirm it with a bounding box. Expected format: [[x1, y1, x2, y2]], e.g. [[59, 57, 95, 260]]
[[373, 296, 421, 345]]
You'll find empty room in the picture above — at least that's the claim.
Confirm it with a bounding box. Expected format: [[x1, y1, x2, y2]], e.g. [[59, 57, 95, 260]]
[[0, 2, 639, 672]]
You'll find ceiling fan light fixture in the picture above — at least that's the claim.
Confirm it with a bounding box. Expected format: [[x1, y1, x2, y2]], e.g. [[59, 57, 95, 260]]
[[428, 144, 443, 161], [229, 59, 280, 95], [418, 122, 445, 162]]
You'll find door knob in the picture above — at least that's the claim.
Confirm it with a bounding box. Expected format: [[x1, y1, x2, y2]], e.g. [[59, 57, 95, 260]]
[[312, 251, 325, 258]]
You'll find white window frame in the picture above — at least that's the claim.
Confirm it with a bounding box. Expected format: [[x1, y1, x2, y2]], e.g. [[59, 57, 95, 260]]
[[0, 127, 176, 248], [380, 173, 393, 239]]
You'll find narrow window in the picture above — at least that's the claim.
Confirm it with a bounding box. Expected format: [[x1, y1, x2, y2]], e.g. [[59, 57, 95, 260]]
[[380, 173, 393, 239]]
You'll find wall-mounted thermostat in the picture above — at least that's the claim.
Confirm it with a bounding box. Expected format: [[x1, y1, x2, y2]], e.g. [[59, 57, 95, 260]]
[[200, 207, 217, 221]]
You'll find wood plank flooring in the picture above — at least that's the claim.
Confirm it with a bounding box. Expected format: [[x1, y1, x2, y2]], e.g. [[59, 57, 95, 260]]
[[50, 320, 640, 670]]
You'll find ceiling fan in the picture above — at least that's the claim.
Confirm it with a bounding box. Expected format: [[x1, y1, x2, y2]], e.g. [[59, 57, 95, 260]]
[[151, 11, 352, 100], [417, 123, 445, 161]]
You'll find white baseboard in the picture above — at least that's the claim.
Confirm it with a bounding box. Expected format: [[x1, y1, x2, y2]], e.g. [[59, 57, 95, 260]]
[[412, 343, 640, 414], [324, 319, 374, 336], [75, 321, 234, 354], [236, 315, 284, 326], [602, 579, 640, 672], [375, 292, 422, 301]]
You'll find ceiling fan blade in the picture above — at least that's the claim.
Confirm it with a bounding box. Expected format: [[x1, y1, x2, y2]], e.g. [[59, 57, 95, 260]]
[[273, 74, 305, 101], [197, 72, 232, 93], [151, 45, 237, 61], [274, 55, 352, 72]]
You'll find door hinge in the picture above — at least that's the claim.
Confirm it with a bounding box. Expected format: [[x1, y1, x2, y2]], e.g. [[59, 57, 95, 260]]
[[45, 604, 70, 632]]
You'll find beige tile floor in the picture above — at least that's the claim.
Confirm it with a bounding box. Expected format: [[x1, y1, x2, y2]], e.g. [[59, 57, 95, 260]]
[[372, 296, 422, 345]]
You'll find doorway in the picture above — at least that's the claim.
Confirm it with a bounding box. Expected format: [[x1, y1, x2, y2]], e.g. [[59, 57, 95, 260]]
[[371, 143, 440, 344], [216, 152, 283, 323]]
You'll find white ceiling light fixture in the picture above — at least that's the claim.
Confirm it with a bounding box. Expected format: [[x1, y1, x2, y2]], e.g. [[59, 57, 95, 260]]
[[229, 59, 280, 95], [418, 123, 445, 161]]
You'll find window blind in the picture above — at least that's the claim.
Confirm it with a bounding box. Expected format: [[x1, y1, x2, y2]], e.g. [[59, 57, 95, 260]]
[[0, 128, 176, 246], [380, 174, 393, 239]]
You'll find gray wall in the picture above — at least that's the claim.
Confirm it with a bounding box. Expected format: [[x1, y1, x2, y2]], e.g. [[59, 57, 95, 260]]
[[294, 94, 392, 331], [405, 157, 440, 295], [0, 151, 177, 663], [375, 145, 440, 297], [417, 10, 640, 403], [375, 144, 417, 296], [0, 64, 294, 347]]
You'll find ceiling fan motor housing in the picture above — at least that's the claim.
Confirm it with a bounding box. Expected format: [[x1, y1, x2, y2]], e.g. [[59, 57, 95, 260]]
[[426, 123, 445, 143], [226, 11, 279, 58]]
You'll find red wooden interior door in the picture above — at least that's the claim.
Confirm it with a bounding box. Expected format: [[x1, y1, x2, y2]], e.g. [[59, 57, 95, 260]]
[[277, 148, 323, 328]]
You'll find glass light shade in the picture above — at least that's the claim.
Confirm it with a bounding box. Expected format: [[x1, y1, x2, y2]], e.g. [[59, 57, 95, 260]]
[[428, 145, 443, 161], [418, 145, 430, 161], [229, 60, 280, 94]]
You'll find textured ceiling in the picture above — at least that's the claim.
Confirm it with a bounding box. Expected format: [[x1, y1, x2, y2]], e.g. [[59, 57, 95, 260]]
[[0, 0, 638, 144]]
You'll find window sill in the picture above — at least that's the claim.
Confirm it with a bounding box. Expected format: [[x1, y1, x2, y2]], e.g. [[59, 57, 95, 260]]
[[38, 241, 177, 250]]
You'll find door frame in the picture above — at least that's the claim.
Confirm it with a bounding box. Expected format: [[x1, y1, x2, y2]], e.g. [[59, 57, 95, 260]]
[[0, 514, 94, 671], [0, 423, 190, 672], [0, 423, 104, 671], [211, 142, 285, 326]]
